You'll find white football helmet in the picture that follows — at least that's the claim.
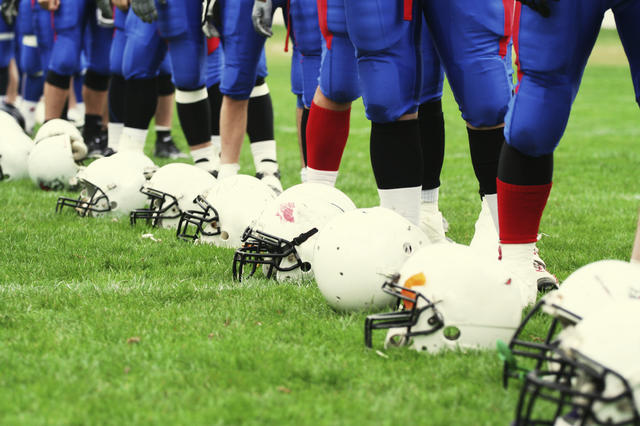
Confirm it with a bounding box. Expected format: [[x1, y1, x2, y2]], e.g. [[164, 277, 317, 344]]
[[130, 163, 217, 229], [314, 207, 429, 312], [364, 242, 523, 352], [0, 109, 25, 134], [34, 118, 87, 161], [0, 129, 34, 181], [233, 183, 356, 282], [56, 155, 152, 217], [27, 134, 80, 190], [514, 301, 640, 425], [108, 151, 157, 180], [177, 174, 276, 248], [502, 260, 640, 386]]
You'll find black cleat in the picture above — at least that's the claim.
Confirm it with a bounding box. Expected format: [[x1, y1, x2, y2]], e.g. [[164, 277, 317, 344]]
[[155, 135, 187, 159]]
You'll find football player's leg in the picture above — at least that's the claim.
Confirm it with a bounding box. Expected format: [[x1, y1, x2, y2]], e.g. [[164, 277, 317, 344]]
[[219, 0, 281, 181], [290, 46, 307, 179], [246, 50, 282, 192], [345, 0, 422, 226], [154, 55, 185, 159], [0, 10, 14, 103], [122, 15, 165, 153], [424, 0, 513, 243], [83, 13, 113, 156], [203, 38, 223, 174], [108, 9, 128, 152], [306, 0, 359, 187], [500, 0, 603, 304], [44, 0, 85, 120], [417, 18, 447, 242], [613, 0, 640, 108], [18, 0, 42, 133]]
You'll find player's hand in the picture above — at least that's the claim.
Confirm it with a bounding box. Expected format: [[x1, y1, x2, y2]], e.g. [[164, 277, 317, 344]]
[[131, 0, 158, 23], [113, 0, 130, 11], [38, 0, 60, 11], [201, 0, 221, 38], [517, 0, 559, 17], [95, 0, 113, 19], [0, 0, 18, 27], [251, 0, 272, 38]]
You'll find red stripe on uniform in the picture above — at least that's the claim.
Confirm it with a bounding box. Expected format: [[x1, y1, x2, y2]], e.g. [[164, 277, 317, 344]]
[[51, 11, 56, 42], [316, 0, 333, 50], [499, 0, 514, 58], [403, 0, 413, 21], [207, 37, 220, 55], [512, 1, 523, 91]]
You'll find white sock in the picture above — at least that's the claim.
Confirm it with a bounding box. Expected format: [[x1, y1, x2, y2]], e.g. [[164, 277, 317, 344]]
[[378, 186, 422, 226], [119, 127, 147, 152], [306, 167, 337, 186], [21, 100, 37, 133], [485, 193, 499, 235], [211, 135, 221, 153], [218, 163, 240, 179], [300, 166, 308, 183], [108, 122, 124, 151], [421, 187, 439, 203], [500, 242, 535, 265], [250, 140, 278, 174]]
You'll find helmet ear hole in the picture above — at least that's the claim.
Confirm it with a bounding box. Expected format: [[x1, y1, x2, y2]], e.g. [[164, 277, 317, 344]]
[[443, 326, 461, 341], [221, 231, 229, 241], [110, 200, 118, 210], [301, 262, 311, 272]]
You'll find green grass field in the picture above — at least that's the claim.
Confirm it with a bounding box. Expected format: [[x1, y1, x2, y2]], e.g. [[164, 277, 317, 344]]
[[1, 28, 638, 424]]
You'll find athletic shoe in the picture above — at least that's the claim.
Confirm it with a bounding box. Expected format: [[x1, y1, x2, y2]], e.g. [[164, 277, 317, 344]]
[[533, 245, 558, 293], [419, 203, 447, 244], [500, 244, 558, 307], [256, 170, 283, 195], [155, 135, 188, 159]]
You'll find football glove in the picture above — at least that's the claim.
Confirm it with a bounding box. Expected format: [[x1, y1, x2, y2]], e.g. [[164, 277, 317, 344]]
[[96, 0, 113, 20], [517, 0, 558, 17], [0, 0, 18, 27], [131, 0, 166, 23], [201, 0, 221, 38], [252, 0, 273, 38]]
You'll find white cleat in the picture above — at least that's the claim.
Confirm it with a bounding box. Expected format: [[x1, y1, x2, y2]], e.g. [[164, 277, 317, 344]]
[[500, 243, 559, 307], [419, 203, 447, 244]]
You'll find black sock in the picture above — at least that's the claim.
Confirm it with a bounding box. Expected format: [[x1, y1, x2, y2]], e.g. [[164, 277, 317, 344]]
[[207, 83, 222, 137], [176, 96, 211, 147], [419, 100, 445, 190], [124, 77, 157, 130], [498, 142, 554, 185], [0, 67, 8, 96], [300, 107, 309, 166], [468, 127, 504, 196], [370, 120, 423, 189], [84, 114, 103, 137], [108, 74, 126, 123], [247, 92, 275, 143]]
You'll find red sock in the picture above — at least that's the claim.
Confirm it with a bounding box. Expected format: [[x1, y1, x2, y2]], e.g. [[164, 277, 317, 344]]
[[497, 178, 552, 244], [306, 101, 350, 171]]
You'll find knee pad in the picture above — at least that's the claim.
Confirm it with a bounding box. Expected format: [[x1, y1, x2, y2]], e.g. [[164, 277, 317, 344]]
[[45, 70, 71, 89], [175, 86, 208, 105], [504, 79, 572, 157], [319, 36, 360, 103], [157, 73, 175, 96], [84, 70, 110, 92]]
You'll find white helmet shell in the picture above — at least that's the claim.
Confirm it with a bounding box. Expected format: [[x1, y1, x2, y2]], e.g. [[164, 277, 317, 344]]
[[0, 130, 34, 181], [179, 174, 276, 248], [233, 183, 356, 281], [314, 207, 429, 312], [27, 134, 79, 190], [0, 109, 24, 134], [131, 163, 217, 229]]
